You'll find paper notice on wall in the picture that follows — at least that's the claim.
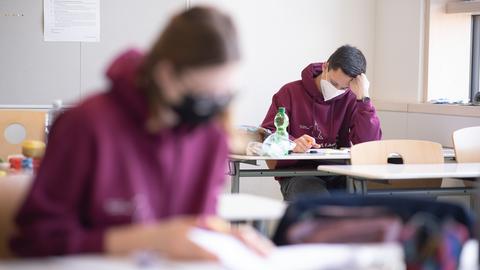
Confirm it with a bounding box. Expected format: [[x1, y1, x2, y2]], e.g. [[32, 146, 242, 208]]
[[44, 0, 100, 42]]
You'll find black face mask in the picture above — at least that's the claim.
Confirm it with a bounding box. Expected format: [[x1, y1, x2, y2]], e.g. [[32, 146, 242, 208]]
[[170, 93, 232, 127]]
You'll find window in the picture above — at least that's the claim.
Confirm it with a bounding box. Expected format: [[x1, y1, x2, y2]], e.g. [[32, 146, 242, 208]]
[[426, 1, 471, 103], [471, 15, 480, 103]]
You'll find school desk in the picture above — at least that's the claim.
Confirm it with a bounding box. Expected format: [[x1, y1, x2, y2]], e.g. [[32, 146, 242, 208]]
[[228, 148, 456, 194], [316, 162, 480, 195], [217, 193, 286, 234]]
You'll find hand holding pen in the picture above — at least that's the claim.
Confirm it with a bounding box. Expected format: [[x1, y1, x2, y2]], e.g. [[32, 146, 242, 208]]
[[293, 134, 320, 153]]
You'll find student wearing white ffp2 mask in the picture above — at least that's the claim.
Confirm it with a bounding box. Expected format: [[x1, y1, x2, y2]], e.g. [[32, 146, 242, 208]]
[[320, 66, 370, 101], [261, 45, 381, 201]]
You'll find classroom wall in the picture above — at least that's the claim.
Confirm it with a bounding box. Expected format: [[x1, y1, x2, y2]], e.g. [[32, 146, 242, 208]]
[[371, 0, 426, 103], [378, 111, 480, 147], [0, 0, 185, 105], [80, 0, 186, 98]]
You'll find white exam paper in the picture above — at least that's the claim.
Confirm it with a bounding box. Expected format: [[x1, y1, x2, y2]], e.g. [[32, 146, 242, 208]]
[[189, 228, 405, 270], [44, 0, 100, 42]]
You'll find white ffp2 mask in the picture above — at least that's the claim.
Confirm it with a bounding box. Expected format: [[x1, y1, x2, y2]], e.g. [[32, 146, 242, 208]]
[[320, 79, 345, 101]]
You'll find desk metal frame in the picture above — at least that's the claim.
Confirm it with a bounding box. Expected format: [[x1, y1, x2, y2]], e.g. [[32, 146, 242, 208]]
[[227, 159, 343, 193], [227, 149, 467, 197]]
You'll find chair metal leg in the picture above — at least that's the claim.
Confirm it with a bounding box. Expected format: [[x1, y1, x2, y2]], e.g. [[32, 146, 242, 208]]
[[228, 161, 240, 193], [346, 176, 355, 194], [252, 220, 269, 236], [352, 178, 368, 196], [360, 180, 368, 196]]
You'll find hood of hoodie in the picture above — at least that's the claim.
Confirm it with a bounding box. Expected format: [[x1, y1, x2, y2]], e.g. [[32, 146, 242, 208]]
[[106, 49, 149, 123], [301, 62, 349, 103]]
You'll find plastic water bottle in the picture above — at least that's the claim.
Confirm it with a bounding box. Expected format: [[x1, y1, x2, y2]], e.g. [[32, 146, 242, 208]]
[[274, 107, 289, 139], [262, 107, 294, 157]]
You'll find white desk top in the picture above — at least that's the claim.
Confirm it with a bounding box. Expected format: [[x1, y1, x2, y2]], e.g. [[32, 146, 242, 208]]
[[317, 162, 480, 180], [0, 243, 405, 270], [2, 240, 476, 270], [0, 256, 222, 270], [217, 194, 286, 221], [230, 148, 455, 161]]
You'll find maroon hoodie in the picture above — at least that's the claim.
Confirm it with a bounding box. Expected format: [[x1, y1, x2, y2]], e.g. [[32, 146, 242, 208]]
[[261, 63, 381, 169], [11, 50, 229, 256]]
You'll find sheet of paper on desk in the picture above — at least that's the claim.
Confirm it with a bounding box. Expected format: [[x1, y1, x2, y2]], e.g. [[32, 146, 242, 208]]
[[308, 148, 350, 155], [189, 228, 404, 270]]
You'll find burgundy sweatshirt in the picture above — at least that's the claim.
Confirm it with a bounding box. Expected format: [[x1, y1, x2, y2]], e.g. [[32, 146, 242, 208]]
[[11, 50, 228, 256], [261, 63, 382, 169]]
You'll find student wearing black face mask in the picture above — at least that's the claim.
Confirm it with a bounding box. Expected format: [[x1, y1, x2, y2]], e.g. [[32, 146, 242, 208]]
[[167, 92, 233, 127], [11, 7, 272, 260]]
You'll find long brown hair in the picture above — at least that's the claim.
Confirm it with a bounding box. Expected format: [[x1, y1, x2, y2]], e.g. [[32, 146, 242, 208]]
[[138, 6, 240, 115]]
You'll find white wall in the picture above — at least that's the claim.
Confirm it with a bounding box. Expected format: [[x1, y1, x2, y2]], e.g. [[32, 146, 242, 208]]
[[379, 111, 480, 147], [80, 0, 185, 98], [372, 0, 426, 103], [191, 0, 376, 126], [0, 0, 80, 104], [0, 0, 185, 105]]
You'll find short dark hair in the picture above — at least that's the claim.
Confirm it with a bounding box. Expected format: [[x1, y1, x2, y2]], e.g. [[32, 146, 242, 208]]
[[327, 45, 366, 78]]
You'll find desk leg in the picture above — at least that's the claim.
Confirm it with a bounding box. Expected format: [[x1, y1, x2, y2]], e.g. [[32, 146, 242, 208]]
[[354, 179, 368, 196], [229, 161, 240, 194], [252, 220, 269, 236], [347, 176, 355, 194], [361, 180, 368, 195], [345, 160, 354, 194]]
